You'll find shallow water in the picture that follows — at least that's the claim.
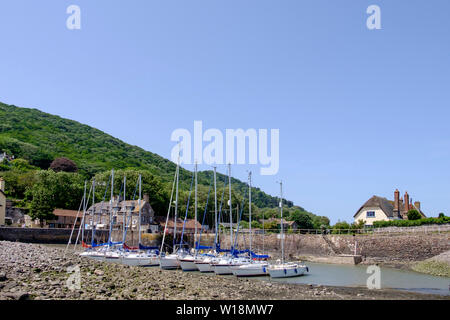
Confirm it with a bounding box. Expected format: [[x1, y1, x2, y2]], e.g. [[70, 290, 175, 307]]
[[248, 262, 450, 296], [46, 244, 450, 296]]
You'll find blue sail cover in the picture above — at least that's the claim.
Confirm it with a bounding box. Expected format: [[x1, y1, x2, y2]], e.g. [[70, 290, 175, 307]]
[[92, 241, 123, 248], [215, 243, 231, 253], [195, 244, 213, 250], [250, 251, 270, 259], [139, 243, 159, 252]]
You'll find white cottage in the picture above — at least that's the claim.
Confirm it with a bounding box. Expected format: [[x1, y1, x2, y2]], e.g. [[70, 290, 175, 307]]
[[354, 189, 426, 226]]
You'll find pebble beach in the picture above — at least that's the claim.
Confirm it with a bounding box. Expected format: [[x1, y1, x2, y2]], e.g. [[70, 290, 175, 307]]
[[0, 241, 447, 300]]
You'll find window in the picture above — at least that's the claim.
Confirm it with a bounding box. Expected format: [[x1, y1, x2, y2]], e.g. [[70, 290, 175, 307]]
[[366, 211, 375, 218]]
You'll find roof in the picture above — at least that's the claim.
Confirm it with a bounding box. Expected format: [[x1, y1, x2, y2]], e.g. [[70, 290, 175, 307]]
[[53, 209, 81, 217], [353, 196, 396, 218], [265, 218, 297, 226], [87, 200, 153, 214], [154, 216, 201, 229]]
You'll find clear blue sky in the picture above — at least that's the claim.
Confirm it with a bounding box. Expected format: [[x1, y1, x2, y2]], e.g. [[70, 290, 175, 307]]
[[0, 1, 449, 224]]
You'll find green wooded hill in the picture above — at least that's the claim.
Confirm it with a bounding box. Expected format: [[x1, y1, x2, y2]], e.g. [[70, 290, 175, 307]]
[[0, 102, 290, 207]]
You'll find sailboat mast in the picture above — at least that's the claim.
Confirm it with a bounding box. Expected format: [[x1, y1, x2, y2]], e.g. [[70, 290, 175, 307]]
[[159, 161, 178, 257], [174, 161, 179, 253], [194, 162, 198, 249], [91, 178, 95, 244], [108, 169, 114, 246], [122, 176, 126, 244], [228, 163, 233, 248], [279, 181, 284, 264], [81, 180, 87, 244], [213, 166, 217, 248], [138, 174, 142, 245], [248, 171, 252, 257]]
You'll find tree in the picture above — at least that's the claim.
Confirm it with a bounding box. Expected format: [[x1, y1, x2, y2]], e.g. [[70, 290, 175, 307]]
[[289, 209, 313, 229], [10, 158, 36, 171], [332, 220, 351, 231], [50, 157, 78, 173], [351, 219, 366, 230], [296, 213, 314, 229], [251, 220, 262, 229], [313, 216, 331, 229], [29, 185, 56, 227], [30, 151, 53, 169], [407, 209, 421, 220], [438, 213, 445, 218]]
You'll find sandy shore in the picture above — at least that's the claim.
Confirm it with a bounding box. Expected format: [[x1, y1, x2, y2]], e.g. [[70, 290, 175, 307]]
[[0, 241, 447, 300]]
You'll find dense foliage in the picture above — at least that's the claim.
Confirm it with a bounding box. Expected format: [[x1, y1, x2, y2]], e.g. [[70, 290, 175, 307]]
[[372, 216, 450, 228], [49, 157, 78, 173], [0, 102, 294, 210], [0, 102, 325, 226], [407, 209, 421, 220]]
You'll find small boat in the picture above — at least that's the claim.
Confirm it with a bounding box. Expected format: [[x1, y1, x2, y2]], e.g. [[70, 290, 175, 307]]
[[179, 254, 198, 271], [122, 251, 159, 267], [104, 249, 121, 262], [213, 256, 251, 275], [231, 172, 269, 278], [194, 254, 216, 273], [266, 261, 308, 278], [231, 260, 269, 277], [160, 252, 181, 270], [267, 181, 309, 279]]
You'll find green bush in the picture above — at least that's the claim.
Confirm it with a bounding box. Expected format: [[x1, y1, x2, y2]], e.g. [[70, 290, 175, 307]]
[[373, 216, 450, 228], [407, 209, 421, 220]]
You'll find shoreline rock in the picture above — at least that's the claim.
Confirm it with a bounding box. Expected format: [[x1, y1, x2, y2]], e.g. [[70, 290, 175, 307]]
[[0, 241, 447, 300]]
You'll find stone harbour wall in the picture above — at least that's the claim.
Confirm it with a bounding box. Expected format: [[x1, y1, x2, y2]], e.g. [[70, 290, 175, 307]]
[[217, 232, 450, 262], [1, 226, 449, 262]]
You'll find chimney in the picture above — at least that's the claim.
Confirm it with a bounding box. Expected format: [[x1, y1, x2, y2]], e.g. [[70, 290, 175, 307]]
[[0, 178, 4, 192], [143, 194, 150, 203], [394, 189, 400, 214], [404, 192, 409, 214], [414, 201, 421, 211]]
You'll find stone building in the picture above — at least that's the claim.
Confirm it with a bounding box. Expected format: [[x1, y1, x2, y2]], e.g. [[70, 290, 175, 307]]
[[47, 209, 81, 229], [86, 194, 155, 232], [354, 189, 426, 226]]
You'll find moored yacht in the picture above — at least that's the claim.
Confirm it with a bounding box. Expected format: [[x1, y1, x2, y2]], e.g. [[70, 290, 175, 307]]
[[160, 252, 181, 270], [122, 250, 159, 267], [266, 261, 308, 278], [267, 181, 309, 279], [179, 253, 198, 271], [213, 256, 251, 275], [231, 260, 269, 277]]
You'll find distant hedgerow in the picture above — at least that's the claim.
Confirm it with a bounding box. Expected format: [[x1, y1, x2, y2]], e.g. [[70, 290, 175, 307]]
[[373, 216, 450, 228]]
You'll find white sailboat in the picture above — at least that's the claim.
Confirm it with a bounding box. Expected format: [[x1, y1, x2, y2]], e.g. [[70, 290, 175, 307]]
[[194, 253, 217, 273], [195, 166, 221, 272], [121, 174, 160, 267], [179, 163, 199, 271], [267, 181, 309, 278], [231, 171, 269, 277], [160, 150, 182, 270], [213, 165, 253, 275]]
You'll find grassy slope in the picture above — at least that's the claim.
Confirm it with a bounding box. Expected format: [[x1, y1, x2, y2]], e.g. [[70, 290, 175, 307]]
[[0, 102, 293, 210]]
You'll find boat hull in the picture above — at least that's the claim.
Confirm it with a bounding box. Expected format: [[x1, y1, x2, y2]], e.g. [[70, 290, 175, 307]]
[[179, 259, 198, 271], [195, 262, 214, 273], [213, 264, 234, 275], [122, 255, 159, 267], [267, 265, 308, 278], [160, 255, 181, 270], [231, 263, 269, 277]]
